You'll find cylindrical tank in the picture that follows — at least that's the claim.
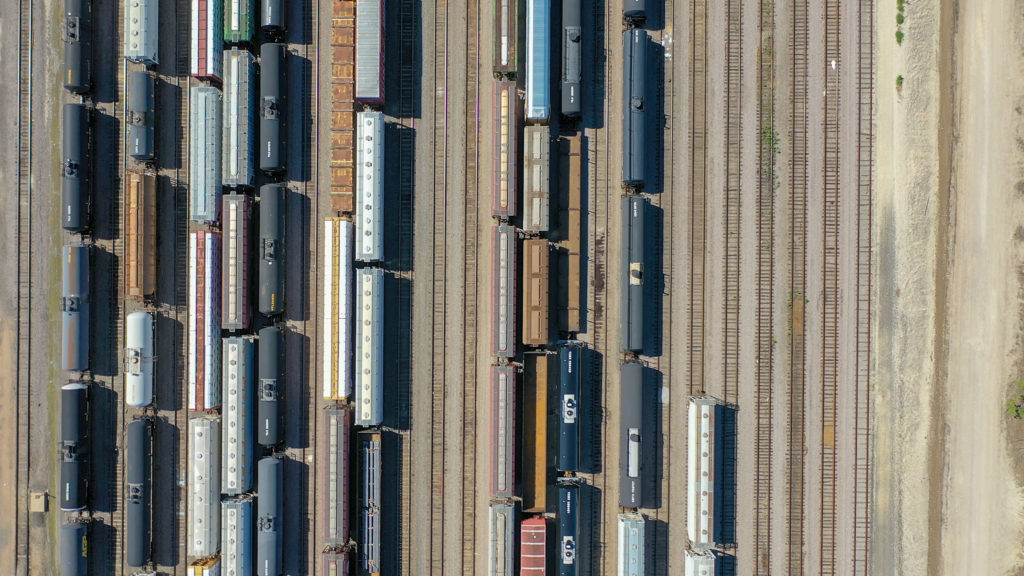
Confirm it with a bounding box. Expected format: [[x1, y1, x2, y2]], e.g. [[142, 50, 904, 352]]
[[60, 382, 89, 512], [258, 326, 282, 446], [261, 0, 285, 35], [259, 43, 286, 174], [259, 184, 285, 315], [60, 522, 88, 576], [62, 243, 90, 372], [128, 71, 155, 161], [62, 103, 89, 232], [125, 311, 154, 407], [63, 0, 91, 93], [257, 456, 282, 576], [125, 418, 152, 567]]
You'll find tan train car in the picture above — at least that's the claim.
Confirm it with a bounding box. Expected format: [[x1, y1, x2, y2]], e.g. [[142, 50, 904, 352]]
[[125, 172, 156, 300], [522, 238, 550, 347], [522, 353, 549, 513], [560, 134, 582, 333]]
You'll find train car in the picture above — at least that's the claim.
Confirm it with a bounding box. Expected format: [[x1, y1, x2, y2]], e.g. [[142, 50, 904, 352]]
[[559, 134, 582, 333], [128, 71, 155, 160], [62, 103, 89, 232], [355, 111, 384, 262], [522, 126, 551, 233], [60, 382, 89, 512], [189, 230, 223, 411], [64, 0, 91, 93], [190, 86, 224, 223], [188, 417, 222, 559], [622, 30, 647, 189], [493, 0, 517, 78], [522, 238, 550, 347], [520, 516, 547, 576], [60, 522, 88, 576], [259, 184, 286, 315], [261, 0, 285, 36], [489, 503, 516, 576], [125, 0, 158, 65], [190, 557, 222, 576], [321, 551, 350, 576], [617, 513, 645, 576], [492, 81, 518, 219], [322, 407, 351, 546], [522, 354, 548, 513], [492, 225, 517, 358], [126, 172, 157, 300], [257, 326, 282, 446], [125, 419, 152, 567], [621, 195, 646, 354], [222, 499, 254, 576], [359, 431, 382, 576], [354, 267, 384, 426], [558, 345, 582, 472], [257, 456, 283, 576], [620, 362, 643, 508], [62, 243, 90, 372], [685, 549, 717, 576], [687, 397, 723, 547], [490, 365, 516, 500], [560, 0, 581, 117], [224, 0, 254, 43], [222, 194, 253, 330], [222, 337, 255, 495], [558, 484, 579, 576], [259, 42, 287, 174], [125, 311, 155, 407], [623, 0, 647, 26], [525, 0, 552, 122], [191, 0, 224, 81], [355, 0, 385, 105], [328, 4, 356, 213], [323, 218, 354, 400], [223, 48, 257, 188]]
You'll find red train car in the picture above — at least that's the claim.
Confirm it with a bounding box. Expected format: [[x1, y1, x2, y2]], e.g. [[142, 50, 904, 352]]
[[493, 81, 518, 219], [521, 516, 547, 576], [490, 365, 516, 499], [191, 0, 224, 81]]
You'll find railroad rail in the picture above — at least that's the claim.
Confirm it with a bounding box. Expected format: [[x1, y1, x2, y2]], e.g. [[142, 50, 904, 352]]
[[689, 0, 708, 398], [722, 0, 742, 408]]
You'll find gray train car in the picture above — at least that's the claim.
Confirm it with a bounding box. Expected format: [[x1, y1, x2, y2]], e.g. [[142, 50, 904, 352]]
[[525, 0, 551, 122], [259, 184, 286, 316], [125, 418, 152, 567], [259, 43, 287, 174], [685, 549, 718, 576], [492, 225, 517, 359], [360, 431, 382, 576], [488, 503, 516, 576], [222, 194, 253, 330], [64, 0, 91, 93], [60, 382, 89, 512], [558, 345, 581, 472], [257, 326, 282, 446], [617, 513, 645, 576], [189, 231, 223, 411], [322, 407, 351, 546], [222, 337, 255, 495], [124, 0, 158, 65], [621, 195, 646, 354], [62, 243, 90, 372], [620, 362, 643, 508], [188, 417, 222, 558], [622, 30, 647, 189], [322, 218, 354, 400], [354, 268, 384, 426], [125, 311, 154, 408], [355, 111, 384, 262], [522, 126, 550, 233], [561, 0, 581, 117], [62, 103, 89, 232], [222, 499, 254, 576], [355, 0, 385, 106], [190, 86, 223, 223], [128, 71, 155, 160], [60, 523, 88, 576], [261, 0, 285, 36], [223, 49, 257, 188], [490, 365, 516, 500], [688, 397, 724, 547], [623, 0, 646, 26], [558, 484, 579, 576], [321, 551, 350, 576], [257, 456, 283, 576]]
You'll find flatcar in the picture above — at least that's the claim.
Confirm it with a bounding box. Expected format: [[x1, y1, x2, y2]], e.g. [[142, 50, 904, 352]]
[[355, 0, 385, 106], [490, 365, 516, 500], [259, 43, 287, 174], [190, 86, 223, 223], [688, 397, 724, 547], [224, 0, 254, 43], [60, 523, 88, 576], [223, 49, 257, 188], [522, 238, 550, 347], [622, 30, 648, 189], [558, 345, 582, 472], [257, 326, 282, 446], [355, 111, 384, 262], [125, 172, 156, 300], [257, 456, 283, 576], [125, 311, 154, 407], [561, 0, 582, 117], [321, 551, 350, 576], [62, 243, 90, 372], [618, 513, 645, 576], [522, 354, 548, 513], [62, 103, 89, 233], [492, 225, 517, 358], [222, 337, 254, 495], [621, 194, 646, 353], [191, 0, 223, 81], [125, 418, 152, 567], [222, 499, 254, 576], [492, 81, 518, 219], [261, 0, 285, 36], [125, 0, 158, 65], [188, 417, 222, 559], [60, 382, 89, 512], [360, 431, 382, 576], [525, 0, 552, 122], [522, 126, 551, 233], [558, 484, 579, 576], [620, 362, 643, 508], [323, 407, 351, 546], [189, 230, 223, 411], [64, 0, 91, 93], [623, 0, 647, 26], [259, 184, 286, 315], [323, 218, 354, 400], [222, 194, 254, 331], [520, 516, 547, 576], [493, 0, 517, 78], [489, 503, 516, 576], [354, 268, 384, 426], [128, 71, 155, 161]]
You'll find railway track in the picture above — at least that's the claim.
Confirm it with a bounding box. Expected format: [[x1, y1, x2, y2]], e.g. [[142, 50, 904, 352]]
[[722, 0, 742, 409], [689, 0, 707, 399]]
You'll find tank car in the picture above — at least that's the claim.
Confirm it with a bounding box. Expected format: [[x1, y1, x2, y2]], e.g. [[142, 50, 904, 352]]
[[259, 43, 287, 174]]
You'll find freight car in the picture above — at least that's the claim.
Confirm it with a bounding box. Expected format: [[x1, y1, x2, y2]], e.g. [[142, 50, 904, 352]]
[[558, 345, 582, 472], [618, 513, 645, 576], [520, 516, 547, 576], [190, 86, 224, 223], [224, 0, 254, 43], [222, 194, 254, 330], [493, 81, 518, 219], [60, 522, 88, 576], [620, 362, 643, 508], [259, 184, 286, 315], [125, 311, 154, 407], [560, 0, 582, 117], [222, 337, 255, 495], [623, 0, 647, 26], [525, 0, 552, 122], [222, 499, 254, 576], [522, 354, 548, 513], [355, 111, 384, 262], [128, 71, 155, 160], [64, 0, 91, 93], [62, 103, 89, 233], [523, 126, 551, 233], [257, 326, 282, 446], [355, 0, 385, 106], [493, 0, 517, 78], [685, 549, 717, 576], [125, 418, 152, 567], [322, 407, 351, 546], [188, 417, 222, 558], [261, 0, 285, 36], [360, 431, 382, 576], [260, 43, 287, 174], [322, 551, 350, 576], [60, 382, 89, 512], [354, 268, 384, 426], [125, 0, 158, 65], [687, 397, 723, 547], [223, 49, 257, 188], [490, 365, 516, 500], [522, 238, 550, 347], [257, 456, 283, 576], [492, 225, 517, 358], [559, 134, 582, 333], [558, 484, 579, 576], [328, 1, 356, 213], [62, 243, 90, 372], [621, 195, 646, 354], [191, 0, 224, 81], [489, 503, 516, 576], [189, 230, 223, 411], [126, 172, 156, 300], [323, 218, 354, 400], [190, 557, 222, 576], [622, 30, 647, 189]]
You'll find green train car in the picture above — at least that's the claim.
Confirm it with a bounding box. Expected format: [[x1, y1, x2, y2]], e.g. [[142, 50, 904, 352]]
[[224, 0, 255, 43]]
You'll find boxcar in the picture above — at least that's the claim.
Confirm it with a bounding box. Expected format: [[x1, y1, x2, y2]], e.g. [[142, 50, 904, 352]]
[[522, 354, 548, 513], [522, 126, 551, 233], [257, 326, 282, 446], [222, 499, 254, 576], [623, 0, 647, 26], [322, 551, 350, 576], [559, 134, 582, 333], [259, 184, 286, 315], [323, 407, 351, 546], [492, 225, 517, 358], [190, 557, 222, 576], [687, 397, 724, 547], [126, 172, 156, 300], [355, 0, 385, 105], [261, 0, 285, 36], [360, 431, 382, 576], [62, 243, 90, 372], [490, 365, 516, 500], [62, 103, 89, 233], [191, 0, 224, 81], [259, 43, 287, 174], [125, 0, 158, 65], [521, 516, 547, 576], [223, 49, 257, 188], [222, 337, 254, 495], [355, 111, 385, 262], [60, 382, 89, 512], [328, 5, 356, 213], [189, 230, 223, 411], [617, 513, 645, 576], [64, 0, 91, 93], [492, 81, 518, 219], [620, 362, 643, 508], [558, 345, 583, 472], [622, 30, 647, 189], [222, 194, 253, 330], [125, 418, 152, 567], [522, 238, 550, 347], [354, 268, 384, 426], [323, 218, 354, 400], [685, 549, 717, 576], [558, 484, 579, 576], [493, 0, 517, 78], [188, 417, 222, 559], [128, 71, 155, 160], [190, 86, 223, 223], [224, 0, 254, 43], [621, 195, 646, 353], [60, 523, 88, 576], [257, 456, 283, 576], [525, 0, 551, 122], [561, 0, 582, 117], [489, 503, 516, 576], [125, 311, 154, 407]]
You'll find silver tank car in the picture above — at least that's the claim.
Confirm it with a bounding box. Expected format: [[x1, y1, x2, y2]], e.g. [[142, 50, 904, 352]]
[[128, 70, 155, 160], [257, 456, 283, 576], [125, 418, 152, 567], [60, 382, 89, 512], [621, 30, 648, 189], [620, 195, 646, 353], [125, 311, 154, 407], [62, 243, 90, 372], [259, 43, 286, 174], [258, 326, 282, 446], [258, 184, 285, 315], [62, 103, 89, 232]]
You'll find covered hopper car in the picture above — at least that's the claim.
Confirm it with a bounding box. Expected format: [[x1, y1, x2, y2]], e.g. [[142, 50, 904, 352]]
[[622, 30, 648, 189], [259, 43, 287, 174], [125, 311, 154, 407], [492, 225, 517, 358], [62, 243, 90, 372], [355, 0, 385, 105], [354, 268, 384, 426], [222, 194, 254, 331], [222, 337, 255, 495], [621, 195, 646, 354], [64, 0, 92, 93], [258, 326, 282, 446], [618, 513, 645, 576], [257, 456, 283, 576], [558, 484, 579, 576], [188, 417, 222, 558], [223, 49, 257, 188], [62, 103, 90, 233], [259, 184, 286, 315], [222, 499, 254, 576], [525, 0, 552, 122], [355, 111, 385, 262], [490, 365, 516, 500], [685, 549, 718, 576], [190, 86, 224, 223], [558, 345, 583, 472], [125, 0, 159, 65], [60, 382, 89, 512], [125, 418, 152, 567], [688, 397, 724, 547], [128, 71, 155, 161], [489, 503, 516, 576]]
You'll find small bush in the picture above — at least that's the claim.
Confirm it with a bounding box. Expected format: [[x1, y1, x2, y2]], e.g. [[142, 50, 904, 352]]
[[896, 75, 904, 89], [897, 13, 905, 25], [896, 30, 904, 45]]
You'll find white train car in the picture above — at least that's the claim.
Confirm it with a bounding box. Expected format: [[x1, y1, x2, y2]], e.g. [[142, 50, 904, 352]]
[[687, 397, 723, 547], [188, 417, 222, 558], [221, 194, 253, 330], [190, 0, 224, 81], [488, 503, 516, 576], [189, 86, 223, 223], [222, 337, 254, 495], [125, 0, 159, 65], [354, 268, 384, 426], [684, 549, 717, 576], [125, 311, 154, 407], [355, 111, 384, 262], [222, 499, 253, 576], [618, 513, 645, 576], [189, 231, 223, 411], [323, 218, 354, 400], [222, 49, 256, 188], [189, 557, 222, 576]]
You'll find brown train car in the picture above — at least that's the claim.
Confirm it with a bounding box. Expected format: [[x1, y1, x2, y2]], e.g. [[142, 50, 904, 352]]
[[126, 172, 156, 300], [330, 0, 356, 214], [522, 238, 550, 347], [522, 353, 548, 513], [560, 134, 582, 333]]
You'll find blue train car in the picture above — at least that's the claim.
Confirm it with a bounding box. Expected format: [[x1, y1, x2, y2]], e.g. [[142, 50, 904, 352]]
[[62, 243, 90, 372], [361, 431, 382, 575], [558, 484, 579, 576], [622, 30, 648, 189], [125, 418, 152, 567], [621, 195, 646, 353], [525, 0, 552, 122], [64, 0, 92, 93], [257, 457, 282, 576], [620, 362, 644, 508], [60, 523, 88, 576], [558, 345, 582, 472], [62, 103, 89, 232], [60, 382, 89, 511], [258, 326, 282, 446]]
